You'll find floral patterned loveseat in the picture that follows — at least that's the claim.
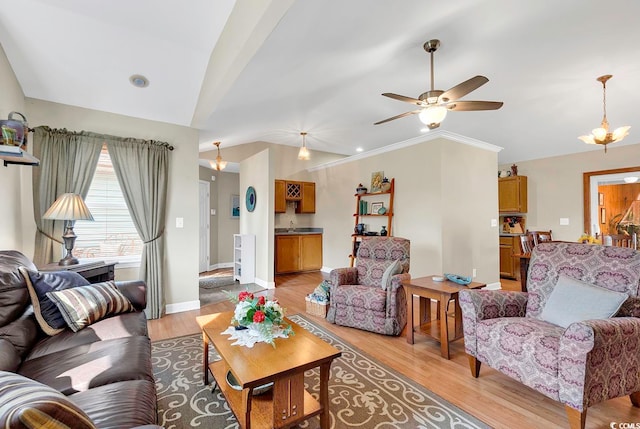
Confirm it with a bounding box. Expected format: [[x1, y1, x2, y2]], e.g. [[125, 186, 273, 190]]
[[460, 242, 640, 429]]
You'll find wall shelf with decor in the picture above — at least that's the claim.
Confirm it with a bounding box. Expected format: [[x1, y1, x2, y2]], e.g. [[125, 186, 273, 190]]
[[0, 148, 39, 167], [349, 178, 394, 267]]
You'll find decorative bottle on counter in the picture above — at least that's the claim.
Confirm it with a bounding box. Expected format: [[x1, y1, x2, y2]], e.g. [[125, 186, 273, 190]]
[[380, 226, 388, 236]]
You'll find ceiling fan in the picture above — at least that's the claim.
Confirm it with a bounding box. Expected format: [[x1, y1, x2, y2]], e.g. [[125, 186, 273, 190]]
[[374, 39, 503, 129]]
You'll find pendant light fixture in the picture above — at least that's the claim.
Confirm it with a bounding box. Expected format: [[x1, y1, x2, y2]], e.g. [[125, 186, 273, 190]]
[[298, 132, 310, 160], [578, 75, 630, 153], [212, 141, 227, 171]]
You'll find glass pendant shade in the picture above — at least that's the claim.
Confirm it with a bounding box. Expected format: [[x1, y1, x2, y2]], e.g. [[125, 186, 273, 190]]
[[298, 132, 310, 160], [213, 142, 226, 170], [578, 75, 630, 152], [418, 105, 448, 127]]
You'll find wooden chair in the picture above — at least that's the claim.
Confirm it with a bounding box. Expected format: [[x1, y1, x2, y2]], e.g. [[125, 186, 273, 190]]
[[528, 230, 552, 246], [604, 233, 637, 248], [519, 234, 535, 254]]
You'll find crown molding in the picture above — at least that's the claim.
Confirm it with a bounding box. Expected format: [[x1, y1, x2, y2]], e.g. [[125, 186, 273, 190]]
[[306, 130, 502, 172]]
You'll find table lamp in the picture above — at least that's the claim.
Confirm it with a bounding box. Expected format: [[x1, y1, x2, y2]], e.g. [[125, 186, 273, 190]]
[[43, 193, 94, 266]]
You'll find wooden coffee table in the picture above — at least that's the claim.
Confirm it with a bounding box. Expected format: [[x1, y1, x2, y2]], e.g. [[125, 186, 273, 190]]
[[196, 312, 341, 429], [403, 276, 486, 359]]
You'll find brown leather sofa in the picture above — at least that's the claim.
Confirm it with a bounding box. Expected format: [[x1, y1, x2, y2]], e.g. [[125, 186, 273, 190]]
[[0, 250, 160, 428]]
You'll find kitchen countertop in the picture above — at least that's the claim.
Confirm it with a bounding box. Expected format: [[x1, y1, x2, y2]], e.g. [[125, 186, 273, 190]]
[[275, 227, 323, 235], [500, 233, 524, 237]]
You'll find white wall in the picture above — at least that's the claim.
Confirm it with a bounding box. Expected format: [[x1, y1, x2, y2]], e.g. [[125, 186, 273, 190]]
[[239, 148, 274, 287], [307, 135, 500, 285], [25, 98, 200, 312], [0, 44, 29, 251]]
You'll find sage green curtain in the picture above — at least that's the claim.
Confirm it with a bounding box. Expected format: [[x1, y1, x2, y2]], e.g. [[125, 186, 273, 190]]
[[107, 139, 171, 319], [32, 127, 102, 265]]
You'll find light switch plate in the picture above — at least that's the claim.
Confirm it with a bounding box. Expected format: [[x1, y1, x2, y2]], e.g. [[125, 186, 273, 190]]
[[490, 219, 498, 227], [560, 218, 569, 225], [176, 217, 184, 228], [211, 209, 216, 216]]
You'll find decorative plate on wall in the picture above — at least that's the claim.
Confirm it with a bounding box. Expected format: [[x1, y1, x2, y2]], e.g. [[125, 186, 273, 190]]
[[245, 186, 256, 212]]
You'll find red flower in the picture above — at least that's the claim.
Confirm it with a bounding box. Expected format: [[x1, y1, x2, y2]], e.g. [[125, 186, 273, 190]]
[[253, 310, 265, 323], [238, 291, 254, 302], [257, 296, 266, 305]]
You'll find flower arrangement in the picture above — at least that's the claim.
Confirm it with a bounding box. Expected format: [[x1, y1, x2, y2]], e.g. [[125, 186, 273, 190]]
[[578, 233, 601, 244], [228, 291, 293, 346]]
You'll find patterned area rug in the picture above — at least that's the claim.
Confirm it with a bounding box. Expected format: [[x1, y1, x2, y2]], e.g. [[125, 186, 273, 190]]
[[152, 314, 489, 429], [198, 274, 265, 307]]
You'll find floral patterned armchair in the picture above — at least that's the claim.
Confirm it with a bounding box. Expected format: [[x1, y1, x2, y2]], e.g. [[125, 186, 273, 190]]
[[327, 237, 410, 336], [460, 242, 640, 429]]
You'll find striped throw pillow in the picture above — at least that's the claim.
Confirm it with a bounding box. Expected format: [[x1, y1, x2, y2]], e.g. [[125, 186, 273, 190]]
[[0, 371, 97, 429], [46, 281, 134, 332]]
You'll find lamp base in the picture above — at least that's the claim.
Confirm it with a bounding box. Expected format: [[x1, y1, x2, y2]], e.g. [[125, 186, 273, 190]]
[[58, 255, 79, 266]]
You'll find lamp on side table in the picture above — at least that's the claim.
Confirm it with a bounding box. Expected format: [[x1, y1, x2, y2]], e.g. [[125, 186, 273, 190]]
[[43, 193, 94, 266]]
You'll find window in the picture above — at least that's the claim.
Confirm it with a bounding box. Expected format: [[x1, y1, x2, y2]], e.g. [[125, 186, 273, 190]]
[[73, 145, 143, 265]]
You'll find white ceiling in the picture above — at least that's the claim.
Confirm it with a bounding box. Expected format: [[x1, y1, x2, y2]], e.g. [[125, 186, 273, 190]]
[[2, 0, 640, 164]]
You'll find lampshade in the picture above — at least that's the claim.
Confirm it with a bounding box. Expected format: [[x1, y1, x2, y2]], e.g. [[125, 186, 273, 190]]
[[43, 193, 94, 221], [213, 141, 227, 171], [418, 105, 447, 129], [298, 132, 310, 160]]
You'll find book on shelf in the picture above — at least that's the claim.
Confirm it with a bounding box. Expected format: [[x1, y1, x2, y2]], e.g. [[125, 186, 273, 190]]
[[0, 147, 23, 157]]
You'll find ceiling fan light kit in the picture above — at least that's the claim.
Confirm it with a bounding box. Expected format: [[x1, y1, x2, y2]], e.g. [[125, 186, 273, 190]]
[[298, 132, 310, 160], [578, 74, 630, 153], [374, 39, 503, 127]]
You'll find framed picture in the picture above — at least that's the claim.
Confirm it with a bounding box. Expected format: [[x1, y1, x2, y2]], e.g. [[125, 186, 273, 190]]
[[598, 192, 604, 206], [231, 194, 240, 218], [370, 202, 384, 214], [600, 207, 606, 224], [370, 171, 384, 193]]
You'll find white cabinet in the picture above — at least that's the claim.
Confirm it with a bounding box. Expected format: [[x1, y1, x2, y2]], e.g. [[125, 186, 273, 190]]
[[233, 234, 255, 284]]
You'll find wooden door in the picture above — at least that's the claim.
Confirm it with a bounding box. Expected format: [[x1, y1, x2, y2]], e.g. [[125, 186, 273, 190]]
[[499, 237, 515, 277], [296, 182, 316, 213], [275, 235, 300, 274], [275, 180, 286, 213], [300, 234, 322, 271]]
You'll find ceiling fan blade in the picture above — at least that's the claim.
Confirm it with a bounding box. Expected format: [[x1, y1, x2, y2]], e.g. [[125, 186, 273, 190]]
[[445, 100, 503, 111], [374, 109, 421, 125], [382, 93, 423, 105], [439, 76, 489, 102]]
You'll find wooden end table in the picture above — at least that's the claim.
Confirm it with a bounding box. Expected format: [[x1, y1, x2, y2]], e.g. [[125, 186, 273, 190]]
[[403, 276, 486, 359], [38, 260, 116, 283], [196, 312, 341, 429]]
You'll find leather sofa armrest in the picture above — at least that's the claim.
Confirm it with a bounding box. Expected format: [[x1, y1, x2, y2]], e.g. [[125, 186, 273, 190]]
[[559, 317, 640, 411], [459, 290, 528, 357], [0, 339, 20, 372], [115, 280, 147, 311]]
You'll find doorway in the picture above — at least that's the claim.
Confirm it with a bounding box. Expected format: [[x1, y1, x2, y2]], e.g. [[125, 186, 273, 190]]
[[198, 180, 210, 273]]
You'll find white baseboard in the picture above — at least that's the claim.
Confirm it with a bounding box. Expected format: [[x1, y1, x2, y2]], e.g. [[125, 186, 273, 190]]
[[166, 300, 200, 314], [321, 266, 333, 273], [207, 262, 233, 271], [254, 277, 275, 289], [487, 282, 502, 290]]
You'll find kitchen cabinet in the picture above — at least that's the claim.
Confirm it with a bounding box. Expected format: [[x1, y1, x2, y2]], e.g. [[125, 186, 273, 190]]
[[274, 180, 316, 213], [498, 176, 527, 213], [275, 233, 322, 274], [296, 181, 315, 213], [499, 236, 520, 279], [275, 180, 286, 213]]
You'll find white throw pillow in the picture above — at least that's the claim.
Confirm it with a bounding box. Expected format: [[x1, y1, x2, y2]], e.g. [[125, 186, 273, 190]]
[[381, 259, 403, 291], [539, 274, 628, 328]]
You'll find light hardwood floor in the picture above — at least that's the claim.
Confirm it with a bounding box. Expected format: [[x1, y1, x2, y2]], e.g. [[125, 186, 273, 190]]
[[148, 272, 640, 429]]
